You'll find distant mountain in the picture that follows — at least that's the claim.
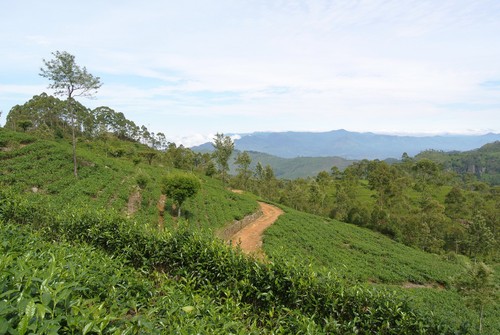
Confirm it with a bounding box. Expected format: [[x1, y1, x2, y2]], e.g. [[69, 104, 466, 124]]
[[192, 130, 500, 160], [228, 151, 356, 179]]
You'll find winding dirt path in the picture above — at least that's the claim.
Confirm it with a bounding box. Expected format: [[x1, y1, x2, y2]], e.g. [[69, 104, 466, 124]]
[[231, 202, 283, 255]]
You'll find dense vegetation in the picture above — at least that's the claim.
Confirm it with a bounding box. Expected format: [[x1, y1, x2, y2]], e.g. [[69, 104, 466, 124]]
[[0, 188, 482, 334], [416, 142, 500, 185], [1, 92, 499, 333], [233, 149, 499, 261], [230, 150, 357, 179], [263, 207, 499, 334]]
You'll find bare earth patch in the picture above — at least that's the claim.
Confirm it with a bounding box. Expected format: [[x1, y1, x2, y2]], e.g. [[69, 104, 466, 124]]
[[230, 202, 283, 257], [126, 187, 141, 216], [402, 282, 445, 290]]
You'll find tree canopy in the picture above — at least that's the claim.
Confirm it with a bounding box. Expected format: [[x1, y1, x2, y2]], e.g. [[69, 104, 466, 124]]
[[161, 173, 201, 217], [40, 51, 102, 177], [212, 133, 234, 187]]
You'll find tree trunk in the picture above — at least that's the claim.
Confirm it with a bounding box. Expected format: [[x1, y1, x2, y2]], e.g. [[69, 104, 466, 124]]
[[69, 100, 78, 178], [178, 206, 181, 218], [72, 122, 77, 178], [479, 304, 483, 334]]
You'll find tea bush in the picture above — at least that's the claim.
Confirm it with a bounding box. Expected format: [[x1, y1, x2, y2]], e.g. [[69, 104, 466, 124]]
[[0, 190, 470, 334]]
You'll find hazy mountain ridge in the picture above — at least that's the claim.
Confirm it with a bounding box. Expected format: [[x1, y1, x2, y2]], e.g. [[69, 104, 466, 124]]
[[192, 130, 500, 160]]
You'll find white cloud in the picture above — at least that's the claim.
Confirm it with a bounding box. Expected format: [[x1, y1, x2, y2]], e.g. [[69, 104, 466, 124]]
[[1, 0, 499, 140]]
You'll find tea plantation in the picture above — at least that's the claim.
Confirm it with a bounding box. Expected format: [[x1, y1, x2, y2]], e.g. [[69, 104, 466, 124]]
[[0, 128, 498, 334]]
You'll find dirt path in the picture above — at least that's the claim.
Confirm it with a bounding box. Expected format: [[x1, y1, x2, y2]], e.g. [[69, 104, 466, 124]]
[[230, 202, 283, 256]]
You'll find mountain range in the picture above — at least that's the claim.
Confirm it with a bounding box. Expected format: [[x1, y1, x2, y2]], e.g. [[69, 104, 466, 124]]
[[193, 129, 500, 160]]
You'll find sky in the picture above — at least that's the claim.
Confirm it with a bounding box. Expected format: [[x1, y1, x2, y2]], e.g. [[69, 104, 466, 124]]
[[1, 0, 499, 146]]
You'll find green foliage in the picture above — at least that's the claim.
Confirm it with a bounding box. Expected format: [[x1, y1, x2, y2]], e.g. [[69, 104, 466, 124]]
[[162, 173, 201, 217], [453, 261, 498, 333], [0, 190, 469, 334], [263, 206, 499, 333], [464, 213, 496, 258], [264, 206, 462, 285], [0, 222, 269, 334], [0, 128, 37, 147], [0, 130, 258, 231], [136, 172, 150, 189], [228, 150, 356, 179], [240, 151, 499, 260], [40, 50, 102, 177], [416, 142, 500, 185], [183, 176, 258, 229], [233, 151, 252, 189], [40, 51, 102, 99], [139, 150, 157, 165], [212, 133, 234, 186], [0, 128, 497, 333]]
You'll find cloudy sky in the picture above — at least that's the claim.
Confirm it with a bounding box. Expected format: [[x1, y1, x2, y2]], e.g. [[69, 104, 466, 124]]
[[1, 0, 499, 146]]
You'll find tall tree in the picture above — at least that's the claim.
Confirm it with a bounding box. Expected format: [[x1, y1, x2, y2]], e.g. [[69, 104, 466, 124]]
[[234, 151, 252, 189], [465, 212, 496, 259], [212, 133, 234, 187], [454, 261, 496, 334], [40, 51, 102, 177]]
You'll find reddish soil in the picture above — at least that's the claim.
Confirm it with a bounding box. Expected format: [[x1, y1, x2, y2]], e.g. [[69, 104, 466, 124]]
[[231, 202, 283, 256]]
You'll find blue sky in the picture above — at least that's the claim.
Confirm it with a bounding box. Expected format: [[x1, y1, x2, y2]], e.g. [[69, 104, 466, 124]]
[[1, 0, 499, 146]]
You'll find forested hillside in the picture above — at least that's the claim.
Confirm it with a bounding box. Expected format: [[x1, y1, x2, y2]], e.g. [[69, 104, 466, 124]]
[[0, 92, 498, 333], [416, 141, 500, 185], [228, 150, 356, 179]]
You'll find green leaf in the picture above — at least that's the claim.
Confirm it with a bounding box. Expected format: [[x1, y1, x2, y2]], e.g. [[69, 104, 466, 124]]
[[17, 314, 29, 335], [0, 318, 9, 335], [25, 300, 36, 320], [36, 303, 47, 320], [82, 322, 94, 335], [41, 292, 52, 307], [181, 306, 195, 313]]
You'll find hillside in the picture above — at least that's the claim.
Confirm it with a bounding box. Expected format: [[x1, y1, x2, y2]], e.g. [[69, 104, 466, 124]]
[[263, 207, 498, 333], [229, 150, 356, 179], [0, 128, 497, 334], [416, 141, 500, 185], [0, 129, 258, 230], [193, 129, 500, 159]]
